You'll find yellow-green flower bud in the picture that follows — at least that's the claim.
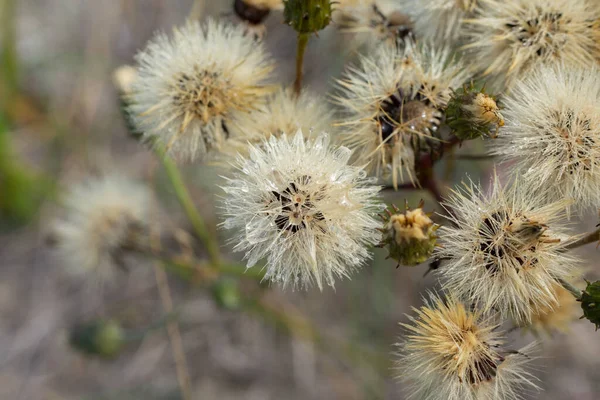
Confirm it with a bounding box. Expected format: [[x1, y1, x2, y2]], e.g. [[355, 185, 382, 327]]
[[69, 319, 125, 358], [446, 83, 504, 140], [283, 0, 332, 34], [378, 201, 438, 266], [581, 280, 600, 330]]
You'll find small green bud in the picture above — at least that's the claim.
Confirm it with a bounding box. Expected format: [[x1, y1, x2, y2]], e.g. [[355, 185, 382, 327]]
[[112, 65, 143, 139], [378, 201, 438, 266], [212, 278, 241, 310], [283, 0, 332, 34], [445, 83, 504, 141], [69, 319, 125, 358], [581, 280, 600, 330]]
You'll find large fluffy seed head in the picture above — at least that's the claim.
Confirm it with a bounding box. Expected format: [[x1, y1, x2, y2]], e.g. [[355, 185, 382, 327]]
[[221, 131, 381, 290], [52, 176, 152, 279], [398, 0, 477, 43], [129, 19, 274, 162], [224, 87, 333, 159], [334, 0, 414, 46], [397, 294, 538, 400], [334, 42, 468, 188], [436, 174, 579, 323], [463, 0, 600, 90], [492, 67, 600, 214]]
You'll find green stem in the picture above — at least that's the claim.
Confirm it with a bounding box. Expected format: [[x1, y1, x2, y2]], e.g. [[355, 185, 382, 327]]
[[293, 33, 310, 95], [158, 150, 221, 265], [556, 277, 583, 300]]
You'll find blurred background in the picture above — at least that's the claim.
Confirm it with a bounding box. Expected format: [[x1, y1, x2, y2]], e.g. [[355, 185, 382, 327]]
[[1, 0, 599, 399]]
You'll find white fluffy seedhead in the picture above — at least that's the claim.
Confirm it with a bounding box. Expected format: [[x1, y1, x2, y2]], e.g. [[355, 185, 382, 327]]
[[398, 0, 478, 44], [492, 66, 600, 215], [333, 41, 468, 188], [221, 131, 381, 290], [436, 173, 579, 324], [396, 294, 539, 400], [334, 0, 414, 46], [224, 87, 334, 159], [129, 19, 274, 162], [52, 176, 152, 280], [462, 0, 600, 90]]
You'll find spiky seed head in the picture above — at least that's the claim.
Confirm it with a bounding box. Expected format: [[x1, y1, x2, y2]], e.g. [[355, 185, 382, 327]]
[[283, 0, 332, 33], [333, 41, 468, 189], [492, 66, 600, 215], [446, 83, 504, 140], [581, 280, 600, 330], [129, 19, 274, 162], [51, 175, 152, 280], [396, 294, 539, 400], [379, 201, 438, 266], [436, 172, 579, 323], [462, 0, 600, 90], [221, 130, 381, 290], [222, 87, 333, 160], [520, 281, 581, 336], [397, 0, 478, 44], [334, 0, 414, 46]]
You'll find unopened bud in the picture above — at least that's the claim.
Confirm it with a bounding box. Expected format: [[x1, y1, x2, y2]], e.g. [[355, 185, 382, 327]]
[[284, 0, 332, 34], [581, 280, 600, 330], [69, 320, 125, 358], [378, 201, 438, 266], [446, 84, 504, 140]]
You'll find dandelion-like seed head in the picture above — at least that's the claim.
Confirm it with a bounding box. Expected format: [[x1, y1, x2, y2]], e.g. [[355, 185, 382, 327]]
[[436, 173, 579, 323], [521, 282, 581, 336], [398, 0, 478, 43], [334, 42, 467, 188], [463, 0, 600, 90], [221, 131, 381, 290], [51, 176, 152, 279], [334, 0, 414, 46], [234, 0, 283, 26], [492, 66, 600, 214], [129, 19, 274, 162], [397, 294, 538, 400], [225, 88, 333, 159]]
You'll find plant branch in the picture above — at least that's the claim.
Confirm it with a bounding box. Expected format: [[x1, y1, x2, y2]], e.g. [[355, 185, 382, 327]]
[[158, 150, 221, 265], [293, 33, 310, 95], [565, 228, 600, 251], [556, 276, 583, 300]]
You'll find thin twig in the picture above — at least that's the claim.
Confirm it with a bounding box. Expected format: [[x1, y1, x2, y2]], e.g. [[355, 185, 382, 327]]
[[293, 33, 310, 95], [556, 276, 583, 300], [565, 228, 600, 251]]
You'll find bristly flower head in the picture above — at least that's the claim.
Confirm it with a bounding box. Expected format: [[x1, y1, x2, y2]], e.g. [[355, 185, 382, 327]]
[[436, 173, 579, 324], [398, 0, 478, 43], [520, 281, 581, 336], [492, 66, 600, 215], [334, 41, 468, 188], [396, 294, 539, 400], [221, 130, 381, 290], [334, 0, 414, 46], [234, 0, 283, 26], [462, 0, 600, 90], [224, 87, 333, 159], [129, 19, 274, 162], [51, 176, 152, 279], [378, 200, 439, 266]]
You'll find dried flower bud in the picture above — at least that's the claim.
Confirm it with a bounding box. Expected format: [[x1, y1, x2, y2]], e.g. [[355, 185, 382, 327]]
[[69, 320, 125, 358], [378, 201, 438, 266], [284, 0, 332, 33], [112, 65, 142, 138], [581, 280, 600, 330], [445, 84, 504, 140], [234, 0, 280, 25]]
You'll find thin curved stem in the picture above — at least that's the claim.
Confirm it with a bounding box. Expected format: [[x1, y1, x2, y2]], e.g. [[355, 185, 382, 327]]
[[565, 228, 600, 251], [158, 150, 221, 266]]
